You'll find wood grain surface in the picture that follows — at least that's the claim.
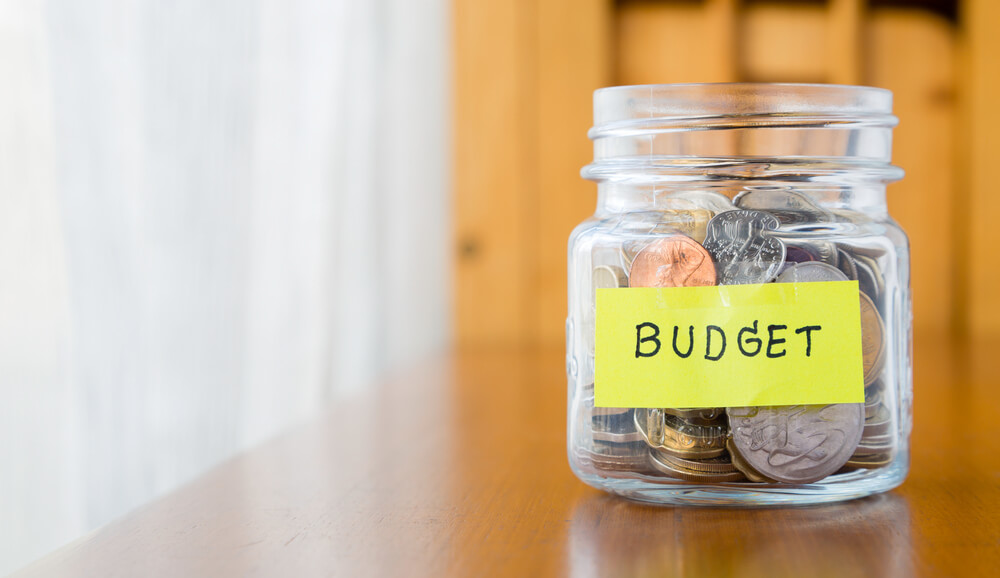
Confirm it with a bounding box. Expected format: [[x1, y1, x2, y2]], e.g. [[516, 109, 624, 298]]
[[15, 334, 1000, 577]]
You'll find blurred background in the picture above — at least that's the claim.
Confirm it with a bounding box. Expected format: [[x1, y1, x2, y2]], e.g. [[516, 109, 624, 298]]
[[1, 0, 996, 573]]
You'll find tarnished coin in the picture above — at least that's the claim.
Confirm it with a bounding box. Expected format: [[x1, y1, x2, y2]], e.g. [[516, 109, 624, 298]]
[[726, 438, 776, 483], [784, 244, 820, 264], [727, 404, 864, 483], [629, 235, 717, 288], [733, 187, 834, 226], [666, 190, 736, 214], [860, 292, 887, 385], [635, 408, 728, 459], [648, 449, 746, 483], [776, 261, 849, 284], [702, 210, 786, 284]]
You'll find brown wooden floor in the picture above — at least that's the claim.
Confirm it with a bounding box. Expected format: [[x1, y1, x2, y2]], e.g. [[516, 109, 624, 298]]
[[15, 334, 1000, 577]]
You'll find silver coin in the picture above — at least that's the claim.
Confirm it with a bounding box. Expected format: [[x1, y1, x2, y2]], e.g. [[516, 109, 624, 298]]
[[775, 261, 849, 284], [592, 264, 627, 290], [733, 187, 834, 226], [852, 253, 885, 301], [666, 190, 736, 214], [702, 210, 786, 285], [836, 247, 858, 280], [727, 404, 864, 483]]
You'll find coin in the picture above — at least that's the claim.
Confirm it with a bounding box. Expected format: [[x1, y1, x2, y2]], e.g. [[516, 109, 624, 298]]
[[726, 438, 776, 483], [634, 408, 728, 459], [578, 445, 653, 473], [863, 405, 892, 437], [629, 235, 717, 288], [784, 244, 820, 264], [651, 209, 714, 243], [663, 407, 726, 425], [853, 256, 882, 302], [592, 409, 643, 444], [733, 187, 834, 226], [666, 190, 736, 214], [592, 264, 627, 291], [647, 449, 746, 483], [776, 261, 849, 284], [836, 247, 859, 281], [727, 404, 864, 483], [702, 210, 786, 284], [845, 453, 894, 469], [651, 451, 740, 475], [852, 430, 895, 456], [860, 292, 886, 385]]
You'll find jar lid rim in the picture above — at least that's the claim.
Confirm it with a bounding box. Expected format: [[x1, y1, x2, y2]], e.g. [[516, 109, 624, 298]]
[[593, 83, 894, 125]]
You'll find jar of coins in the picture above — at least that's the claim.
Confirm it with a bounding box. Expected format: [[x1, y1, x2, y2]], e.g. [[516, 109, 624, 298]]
[[567, 84, 911, 505]]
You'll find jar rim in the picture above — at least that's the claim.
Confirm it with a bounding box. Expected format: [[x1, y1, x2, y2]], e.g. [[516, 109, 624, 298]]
[[593, 83, 894, 127]]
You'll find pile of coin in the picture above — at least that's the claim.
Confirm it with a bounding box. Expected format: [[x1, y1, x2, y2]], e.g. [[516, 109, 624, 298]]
[[578, 187, 896, 485]]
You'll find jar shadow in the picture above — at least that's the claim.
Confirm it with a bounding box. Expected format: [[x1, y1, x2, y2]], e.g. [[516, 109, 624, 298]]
[[566, 490, 913, 578]]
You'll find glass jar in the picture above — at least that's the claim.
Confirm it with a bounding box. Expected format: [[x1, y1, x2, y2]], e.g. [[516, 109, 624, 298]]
[[567, 83, 910, 505]]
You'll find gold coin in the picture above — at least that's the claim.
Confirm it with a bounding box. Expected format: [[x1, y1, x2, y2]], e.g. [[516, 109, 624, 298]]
[[650, 449, 739, 475], [860, 292, 886, 385], [845, 452, 894, 469], [634, 408, 727, 459], [647, 449, 746, 482]]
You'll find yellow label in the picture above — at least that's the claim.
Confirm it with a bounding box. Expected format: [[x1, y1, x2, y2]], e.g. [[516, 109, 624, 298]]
[[595, 281, 865, 408]]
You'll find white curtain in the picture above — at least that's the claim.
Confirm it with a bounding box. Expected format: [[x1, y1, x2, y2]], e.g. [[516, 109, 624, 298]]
[[0, 0, 449, 572]]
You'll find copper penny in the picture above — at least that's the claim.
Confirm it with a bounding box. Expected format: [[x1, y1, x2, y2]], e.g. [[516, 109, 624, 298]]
[[629, 235, 716, 288]]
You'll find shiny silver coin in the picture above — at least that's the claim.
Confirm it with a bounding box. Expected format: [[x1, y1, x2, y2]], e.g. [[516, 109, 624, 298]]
[[836, 247, 858, 280], [775, 261, 849, 284], [727, 404, 864, 484], [666, 190, 736, 213], [853, 253, 885, 301], [702, 210, 786, 285], [733, 187, 834, 226]]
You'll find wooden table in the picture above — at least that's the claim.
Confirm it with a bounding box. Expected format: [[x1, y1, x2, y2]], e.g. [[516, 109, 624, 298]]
[[16, 335, 1000, 577]]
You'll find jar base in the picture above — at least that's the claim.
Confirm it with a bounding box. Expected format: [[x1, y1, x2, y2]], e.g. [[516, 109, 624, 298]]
[[572, 456, 908, 507]]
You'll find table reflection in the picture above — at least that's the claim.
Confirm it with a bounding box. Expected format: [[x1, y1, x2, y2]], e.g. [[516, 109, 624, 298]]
[[568, 491, 912, 578]]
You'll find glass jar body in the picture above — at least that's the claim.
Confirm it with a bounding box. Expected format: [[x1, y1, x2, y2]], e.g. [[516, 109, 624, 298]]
[[566, 181, 911, 505]]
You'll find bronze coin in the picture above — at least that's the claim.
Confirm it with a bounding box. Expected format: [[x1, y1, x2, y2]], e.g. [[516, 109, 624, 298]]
[[629, 235, 716, 288], [860, 292, 886, 385]]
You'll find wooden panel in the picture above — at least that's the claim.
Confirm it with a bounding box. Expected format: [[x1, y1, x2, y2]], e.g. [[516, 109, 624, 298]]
[[742, 3, 828, 82], [456, 0, 969, 343], [617, 0, 738, 84], [453, 1, 534, 344], [961, 0, 1000, 336], [535, 0, 613, 343], [15, 335, 1000, 576], [828, 0, 864, 84], [868, 8, 957, 334]]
